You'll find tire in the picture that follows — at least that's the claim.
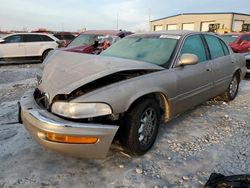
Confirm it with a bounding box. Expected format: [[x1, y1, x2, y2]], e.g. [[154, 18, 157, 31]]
[[220, 73, 240, 102], [41, 49, 51, 62], [245, 73, 250, 79], [122, 98, 161, 155]]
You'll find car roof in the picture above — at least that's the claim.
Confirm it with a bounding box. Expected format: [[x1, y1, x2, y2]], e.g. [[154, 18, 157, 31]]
[[147, 30, 197, 36], [129, 30, 211, 38], [82, 30, 132, 36], [222, 32, 250, 36]]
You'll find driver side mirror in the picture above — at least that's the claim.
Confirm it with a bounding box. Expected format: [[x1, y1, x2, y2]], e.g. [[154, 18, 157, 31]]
[[177, 53, 198, 67], [0, 39, 5, 44]]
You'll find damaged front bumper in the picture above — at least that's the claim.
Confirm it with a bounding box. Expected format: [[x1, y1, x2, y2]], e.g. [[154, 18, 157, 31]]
[[20, 90, 119, 159]]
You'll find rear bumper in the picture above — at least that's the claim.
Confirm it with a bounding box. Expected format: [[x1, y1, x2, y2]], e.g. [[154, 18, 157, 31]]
[[20, 90, 119, 158]]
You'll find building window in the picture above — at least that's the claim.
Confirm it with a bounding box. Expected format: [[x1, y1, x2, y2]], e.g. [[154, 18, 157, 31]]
[[167, 24, 177, 30], [201, 21, 216, 32], [154, 25, 163, 31], [182, 23, 195, 31], [233, 20, 244, 32]]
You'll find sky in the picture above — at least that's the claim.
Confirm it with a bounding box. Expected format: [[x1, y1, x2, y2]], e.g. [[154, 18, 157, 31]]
[[0, 0, 250, 32]]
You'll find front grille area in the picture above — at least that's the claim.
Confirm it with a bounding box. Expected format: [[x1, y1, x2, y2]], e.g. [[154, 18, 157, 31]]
[[34, 89, 49, 110]]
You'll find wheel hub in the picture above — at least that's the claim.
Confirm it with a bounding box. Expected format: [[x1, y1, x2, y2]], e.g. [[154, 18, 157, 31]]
[[138, 107, 157, 145], [229, 76, 238, 97]]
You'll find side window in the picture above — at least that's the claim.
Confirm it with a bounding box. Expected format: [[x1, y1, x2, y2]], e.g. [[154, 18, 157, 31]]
[[240, 35, 248, 42], [204, 35, 225, 59], [4, 35, 22, 43], [40, 35, 54, 41], [238, 35, 250, 44], [220, 40, 230, 55], [24, 34, 42, 42], [247, 35, 250, 42], [181, 35, 207, 62]]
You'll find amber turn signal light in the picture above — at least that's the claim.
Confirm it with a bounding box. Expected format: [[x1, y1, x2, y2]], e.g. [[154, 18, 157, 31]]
[[45, 133, 98, 144]]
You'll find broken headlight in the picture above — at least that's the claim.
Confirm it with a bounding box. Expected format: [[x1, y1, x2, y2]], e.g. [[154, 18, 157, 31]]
[[51, 102, 112, 119]]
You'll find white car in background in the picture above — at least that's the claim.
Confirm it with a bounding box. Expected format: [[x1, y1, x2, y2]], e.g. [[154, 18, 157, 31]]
[[0, 33, 59, 62]]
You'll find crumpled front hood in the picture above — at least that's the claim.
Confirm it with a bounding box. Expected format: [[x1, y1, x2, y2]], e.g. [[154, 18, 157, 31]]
[[39, 50, 163, 103]]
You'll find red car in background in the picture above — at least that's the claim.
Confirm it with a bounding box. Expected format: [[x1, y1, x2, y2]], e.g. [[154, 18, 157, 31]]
[[64, 30, 133, 54], [221, 33, 250, 53]]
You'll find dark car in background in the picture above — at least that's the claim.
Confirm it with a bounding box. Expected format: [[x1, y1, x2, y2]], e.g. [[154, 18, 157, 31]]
[[64, 30, 133, 54], [221, 33, 250, 53], [53, 32, 75, 47]]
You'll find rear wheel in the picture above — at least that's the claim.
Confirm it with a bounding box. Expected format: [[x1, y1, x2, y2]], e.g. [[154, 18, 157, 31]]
[[122, 98, 161, 155], [220, 73, 240, 102]]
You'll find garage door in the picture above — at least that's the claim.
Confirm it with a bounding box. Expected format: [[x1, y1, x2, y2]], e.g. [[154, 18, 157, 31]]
[[167, 24, 177, 30], [182, 23, 194, 31], [201, 22, 215, 32], [154, 25, 163, 31], [233, 20, 244, 32]]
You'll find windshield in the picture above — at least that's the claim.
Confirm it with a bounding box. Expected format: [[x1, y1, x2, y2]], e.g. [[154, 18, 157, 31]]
[[101, 35, 178, 66], [67, 34, 100, 47], [221, 35, 239, 44]]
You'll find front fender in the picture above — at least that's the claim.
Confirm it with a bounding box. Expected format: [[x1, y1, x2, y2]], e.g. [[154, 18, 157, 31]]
[[71, 70, 177, 114]]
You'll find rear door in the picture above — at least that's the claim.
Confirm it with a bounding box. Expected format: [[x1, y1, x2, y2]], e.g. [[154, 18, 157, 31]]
[[203, 34, 235, 95], [23, 34, 43, 57], [172, 34, 213, 114], [0, 34, 25, 58]]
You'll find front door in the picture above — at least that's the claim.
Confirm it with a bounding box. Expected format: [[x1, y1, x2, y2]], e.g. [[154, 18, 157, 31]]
[[172, 34, 213, 115], [0, 34, 26, 58]]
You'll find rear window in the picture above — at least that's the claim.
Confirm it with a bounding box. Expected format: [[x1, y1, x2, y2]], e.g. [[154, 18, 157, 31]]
[[40, 35, 54, 41], [220, 40, 230, 55], [24, 34, 42, 42], [204, 35, 225, 59]]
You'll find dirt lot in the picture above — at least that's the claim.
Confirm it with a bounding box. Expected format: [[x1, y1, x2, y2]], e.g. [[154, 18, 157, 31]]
[[0, 64, 249, 188]]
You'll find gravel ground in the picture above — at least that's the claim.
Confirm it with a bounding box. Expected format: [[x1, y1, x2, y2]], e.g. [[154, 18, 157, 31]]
[[0, 64, 249, 188]]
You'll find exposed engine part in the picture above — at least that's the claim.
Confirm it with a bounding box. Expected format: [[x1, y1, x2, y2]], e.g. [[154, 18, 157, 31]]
[[108, 114, 119, 121]]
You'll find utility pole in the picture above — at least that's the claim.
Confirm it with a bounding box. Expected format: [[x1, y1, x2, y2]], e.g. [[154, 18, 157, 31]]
[[116, 13, 119, 30], [148, 8, 151, 31]]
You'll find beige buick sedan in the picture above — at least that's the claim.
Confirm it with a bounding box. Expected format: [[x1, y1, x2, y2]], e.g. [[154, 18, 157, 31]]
[[19, 31, 247, 158]]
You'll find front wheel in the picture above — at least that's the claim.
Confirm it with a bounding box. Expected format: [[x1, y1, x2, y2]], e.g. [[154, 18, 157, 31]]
[[41, 49, 51, 62], [220, 74, 240, 102], [122, 98, 161, 155]]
